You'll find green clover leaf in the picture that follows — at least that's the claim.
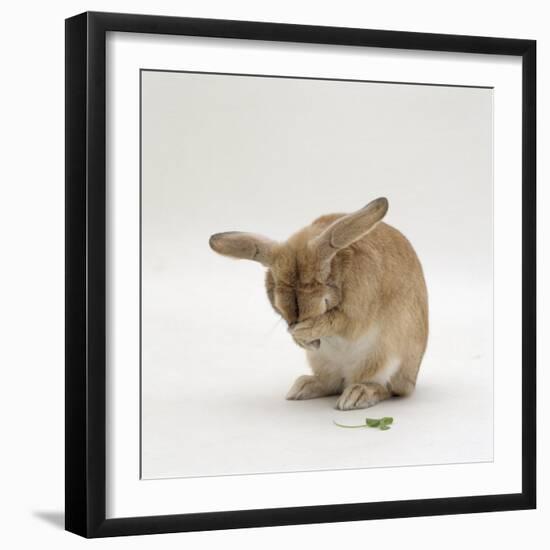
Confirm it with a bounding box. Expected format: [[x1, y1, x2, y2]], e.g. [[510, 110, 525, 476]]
[[366, 418, 381, 427], [333, 416, 394, 430]]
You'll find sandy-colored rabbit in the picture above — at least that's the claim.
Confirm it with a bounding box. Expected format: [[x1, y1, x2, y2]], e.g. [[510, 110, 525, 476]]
[[209, 198, 428, 410]]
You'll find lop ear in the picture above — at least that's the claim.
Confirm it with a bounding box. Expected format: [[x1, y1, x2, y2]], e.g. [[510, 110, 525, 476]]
[[311, 197, 389, 263], [209, 231, 276, 267]]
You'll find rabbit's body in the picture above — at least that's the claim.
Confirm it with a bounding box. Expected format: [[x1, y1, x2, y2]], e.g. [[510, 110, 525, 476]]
[[210, 198, 428, 410]]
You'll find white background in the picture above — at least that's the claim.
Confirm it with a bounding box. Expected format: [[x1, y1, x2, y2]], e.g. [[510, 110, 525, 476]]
[[0, 1, 545, 549], [140, 70, 494, 479]]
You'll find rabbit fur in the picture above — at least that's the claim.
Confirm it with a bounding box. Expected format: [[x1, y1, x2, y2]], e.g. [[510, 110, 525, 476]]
[[209, 197, 428, 410]]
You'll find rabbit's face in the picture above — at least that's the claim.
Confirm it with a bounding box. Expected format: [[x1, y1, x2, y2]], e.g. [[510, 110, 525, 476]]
[[264, 252, 341, 326]]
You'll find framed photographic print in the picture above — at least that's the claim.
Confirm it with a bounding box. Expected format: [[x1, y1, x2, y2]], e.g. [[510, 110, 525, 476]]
[[65, 11, 536, 538]]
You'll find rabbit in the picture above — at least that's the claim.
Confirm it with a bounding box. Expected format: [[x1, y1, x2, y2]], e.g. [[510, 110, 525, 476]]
[[209, 197, 428, 410]]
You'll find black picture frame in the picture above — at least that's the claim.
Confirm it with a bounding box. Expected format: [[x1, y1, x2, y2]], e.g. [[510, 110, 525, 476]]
[[65, 11, 536, 538]]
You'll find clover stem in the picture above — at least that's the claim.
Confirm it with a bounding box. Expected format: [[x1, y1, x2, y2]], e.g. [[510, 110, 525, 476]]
[[332, 420, 367, 428]]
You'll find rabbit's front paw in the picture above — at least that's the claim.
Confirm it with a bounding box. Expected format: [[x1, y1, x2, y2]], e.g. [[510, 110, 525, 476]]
[[289, 319, 321, 349], [336, 384, 380, 410], [286, 375, 328, 400], [291, 335, 321, 350]]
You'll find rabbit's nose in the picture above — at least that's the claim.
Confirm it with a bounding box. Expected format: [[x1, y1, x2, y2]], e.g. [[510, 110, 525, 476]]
[[287, 322, 298, 331]]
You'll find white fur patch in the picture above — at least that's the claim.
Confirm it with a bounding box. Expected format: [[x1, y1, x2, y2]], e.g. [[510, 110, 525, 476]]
[[316, 326, 379, 382], [313, 326, 400, 387], [320, 332, 376, 367]]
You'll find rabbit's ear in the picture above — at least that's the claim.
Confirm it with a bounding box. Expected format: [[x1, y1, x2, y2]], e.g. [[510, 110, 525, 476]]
[[209, 231, 276, 267], [312, 197, 389, 262]]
